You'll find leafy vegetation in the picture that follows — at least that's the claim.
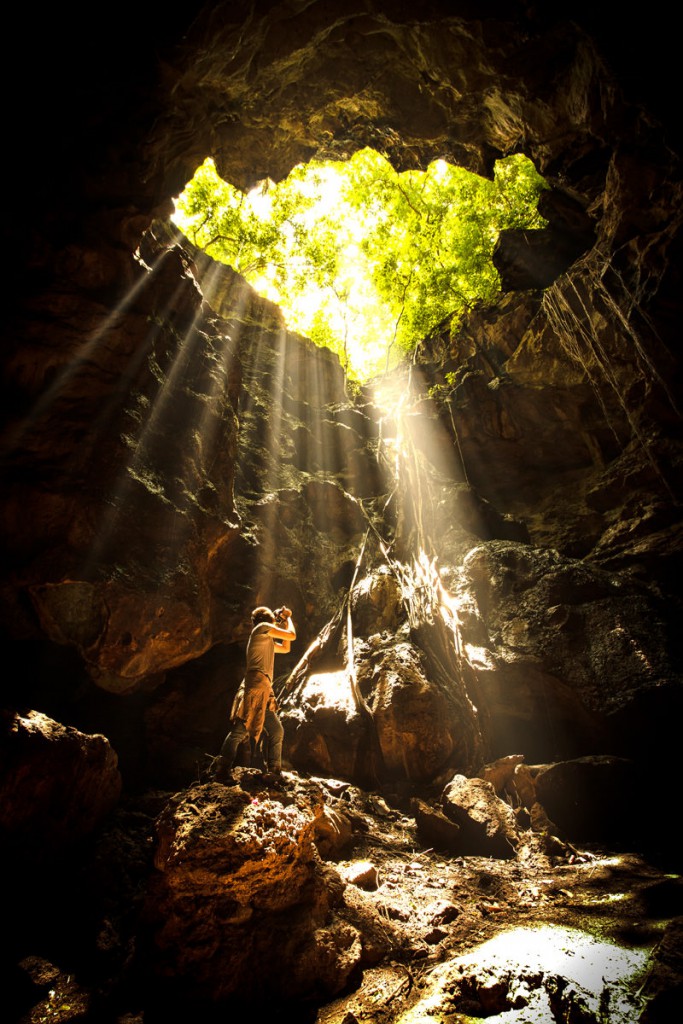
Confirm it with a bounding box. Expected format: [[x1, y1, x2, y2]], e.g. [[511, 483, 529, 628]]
[[173, 148, 548, 381]]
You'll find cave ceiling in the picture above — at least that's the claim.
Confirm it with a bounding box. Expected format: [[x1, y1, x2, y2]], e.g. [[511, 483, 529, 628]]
[[8, 1, 679, 243]]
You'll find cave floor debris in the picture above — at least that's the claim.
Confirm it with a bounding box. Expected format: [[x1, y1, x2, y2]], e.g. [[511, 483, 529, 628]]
[[6, 774, 682, 1024], [316, 781, 682, 1023]]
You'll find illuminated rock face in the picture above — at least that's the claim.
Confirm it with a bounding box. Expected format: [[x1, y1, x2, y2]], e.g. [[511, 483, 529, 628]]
[[143, 778, 361, 1003], [0, 2, 681, 793]]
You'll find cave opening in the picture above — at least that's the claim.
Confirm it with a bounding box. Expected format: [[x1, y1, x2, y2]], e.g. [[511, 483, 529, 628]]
[[169, 147, 549, 383]]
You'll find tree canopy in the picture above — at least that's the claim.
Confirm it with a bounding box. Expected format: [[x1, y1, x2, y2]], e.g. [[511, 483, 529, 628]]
[[173, 148, 548, 381]]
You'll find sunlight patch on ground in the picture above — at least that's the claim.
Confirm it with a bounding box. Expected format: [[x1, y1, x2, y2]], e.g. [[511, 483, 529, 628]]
[[397, 924, 650, 1024]]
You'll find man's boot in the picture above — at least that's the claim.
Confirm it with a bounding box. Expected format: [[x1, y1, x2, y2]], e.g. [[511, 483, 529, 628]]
[[212, 756, 235, 784], [262, 767, 285, 790]]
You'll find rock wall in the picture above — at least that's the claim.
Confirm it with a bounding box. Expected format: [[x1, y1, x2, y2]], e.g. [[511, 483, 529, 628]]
[[0, 2, 681, 796]]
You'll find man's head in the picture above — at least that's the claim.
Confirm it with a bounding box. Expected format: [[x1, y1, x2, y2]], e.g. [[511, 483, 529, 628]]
[[251, 606, 275, 625]]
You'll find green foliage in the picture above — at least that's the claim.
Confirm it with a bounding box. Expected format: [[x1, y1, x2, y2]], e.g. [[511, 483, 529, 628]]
[[428, 371, 460, 404], [173, 149, 548, 381]]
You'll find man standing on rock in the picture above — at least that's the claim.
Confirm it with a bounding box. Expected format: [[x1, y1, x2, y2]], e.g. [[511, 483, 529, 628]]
[[214, 605, 296, 784]]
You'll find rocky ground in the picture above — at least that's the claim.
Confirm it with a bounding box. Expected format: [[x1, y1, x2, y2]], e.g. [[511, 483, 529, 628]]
[[6, 766, 682, 1024], [315, 777, 683, 1023]]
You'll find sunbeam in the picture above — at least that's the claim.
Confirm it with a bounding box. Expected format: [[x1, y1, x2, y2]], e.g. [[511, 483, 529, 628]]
[[0, 259, 155, 462], [80, 254, 243, 584]]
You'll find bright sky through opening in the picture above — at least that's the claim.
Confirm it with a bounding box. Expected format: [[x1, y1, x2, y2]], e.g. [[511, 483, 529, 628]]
[[172, 149, 547, 382]]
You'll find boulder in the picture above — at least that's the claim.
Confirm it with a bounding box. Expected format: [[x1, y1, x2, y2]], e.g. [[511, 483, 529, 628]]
[[441, 774, 519, 859], [142, 776, 362, 1004], [412, 797, 462, 854], [533, 755, 639, 843], [0, 709, 121, 861]]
